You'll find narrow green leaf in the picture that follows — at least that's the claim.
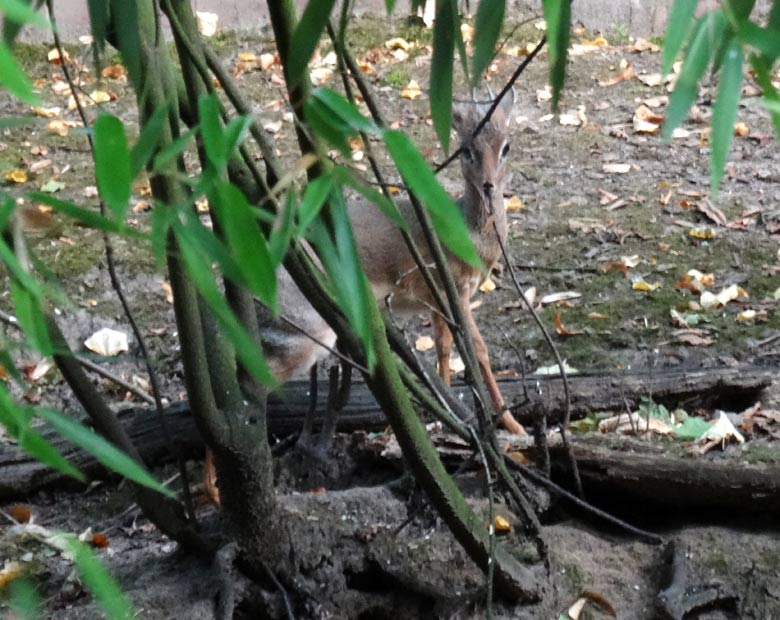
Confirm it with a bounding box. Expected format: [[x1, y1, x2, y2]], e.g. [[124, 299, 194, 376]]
[[0, 349, 24, 386], [8, 578, 41, 620], [152, 126, 198, 173], [30, 194, 145, 237], [11, 281, 51, 355], [0, 386, 84, 481], [223, 115, 252, 159], [722, 0, 757, 25], [304, 97, 351, 155], [94, 115, 132, 221], [0, 41, 38, 103], [383, 130, 481, 267], [87, 0, 108, 52], [268, 191, 296, 267], [710, 40, 743, 197], [0, 0, 49, 30], [198, 95, 227, 170], [0, 115, 35, 128], [109, 0, 140, 89], [331, 166, 408, 231], [131, 104, 168, 177], [3, 0, 46, 45], [56, 534, 133, 620], [430, 0, 456, 153], [663, 12, 727, 140], [472, 0, 505, 87], [210, 182, 277, 311], [662, 0, 699, 75], [176, 231, 276, 387], [385, 0, 396, 12], [287, 0, 338, 88], [750, 54, 780, 135], [542, 0, 570, 109], [176, 207, 246, 286], [310, 88, 379, 135], [298, 174, 334, 233], [36, 407, 174, 497], [769, 0, 780, 31], [737, 22, 780, 61]]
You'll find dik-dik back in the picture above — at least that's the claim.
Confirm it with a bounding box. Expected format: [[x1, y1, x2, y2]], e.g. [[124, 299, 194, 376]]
[[261, 92, 516, 383]]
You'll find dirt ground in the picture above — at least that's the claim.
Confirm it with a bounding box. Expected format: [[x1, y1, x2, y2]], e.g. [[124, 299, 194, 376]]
[[1, 15, 780, 620]]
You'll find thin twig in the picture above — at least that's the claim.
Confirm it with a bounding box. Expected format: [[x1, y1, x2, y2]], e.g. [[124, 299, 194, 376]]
[[278, 314, 369, 375], [46, 0, 196, 521], [469, 426, 495, 620], [434, 36, 547, 175], [493, 221, 583, 498]]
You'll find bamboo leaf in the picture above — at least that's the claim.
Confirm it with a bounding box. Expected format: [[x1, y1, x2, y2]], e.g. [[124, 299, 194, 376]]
[[287, 0, 337, 88], [36, 407, 175, 497], [430, 0, 456, 153], [472, 0, 505, 87], [109, 0, 141, 89], [130, 104, 168, 177], [152, 126, 198, 173], [2, 0, 47, 44], [198, 95, 226, 170], [8, 578, 41, 620], [94, 114, 132, 220], [331, 166, 408, 230], [87, 0, 108, 52], [30, 194, 145, 237], [56, 535, 133, 620], [383, 130, 480, 267], [210, 182, 277, 311], [663, 12, 726, 140], [310, 88, 379, 135], [710, 39, 743, 197], [298, 174, 334, 234], [663, 0, 699, 75], [0, 41, 38, 103], [11, 281, 51, 355], [542, 0, 570, 109]]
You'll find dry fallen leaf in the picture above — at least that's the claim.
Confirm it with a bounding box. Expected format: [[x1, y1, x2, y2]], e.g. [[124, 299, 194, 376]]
[[8, 504, 33, 523], [700, 284, 748, 309], [90, 533, 109, 548], [632, 278, 661, 292], [493, 515, 512, 533], [415, 335, 435, 352], [689, 227, 716, 240], [5, 169, 28, 184], [47, 47, 69, 65], [734, 121, 750, 137], [101, 64, 127, 80], [196, 11, 219, 37], [384, 37, 411, 51], [84, 328, 129, 356], [540, 291, 582, 305], [674, 329, 715, 346], [505, 195, 524, 211], [676, 269, 715, 294], [554, 311, 584, 336], [598, 63, 634, 87], [263, 119, 283, 134], [599, 412, 673, 435], [401, 79, 422, 100], [160, 280, 174, 304], [31, 105, 61, 118], [47, 119, 80, 136], [588, 312, 609, 320], [479, 277, 496, 293], [0, 560, 23, 589], [602, 163, 632, 174]]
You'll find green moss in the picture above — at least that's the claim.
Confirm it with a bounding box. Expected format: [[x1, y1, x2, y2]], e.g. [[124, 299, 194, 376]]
[[383, 66, 410, 88]]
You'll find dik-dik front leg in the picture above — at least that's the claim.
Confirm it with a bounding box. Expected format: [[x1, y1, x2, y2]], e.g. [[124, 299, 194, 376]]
[[459, 288, 526, 435]]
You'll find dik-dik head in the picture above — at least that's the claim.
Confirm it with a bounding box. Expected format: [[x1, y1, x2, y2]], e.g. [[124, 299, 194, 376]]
[[452, 89, 515, 215]]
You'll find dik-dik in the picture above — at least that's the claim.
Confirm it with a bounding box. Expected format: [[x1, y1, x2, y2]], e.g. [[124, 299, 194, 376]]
[[262, 90, 524, 435]]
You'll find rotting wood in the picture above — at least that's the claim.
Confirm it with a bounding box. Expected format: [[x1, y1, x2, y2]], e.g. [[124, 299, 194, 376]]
[[0, 364, 774, 500]]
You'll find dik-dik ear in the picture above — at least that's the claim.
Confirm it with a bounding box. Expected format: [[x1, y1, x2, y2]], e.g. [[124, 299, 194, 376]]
[[452, 101, 473, 136], [495, 88, 515, 128]]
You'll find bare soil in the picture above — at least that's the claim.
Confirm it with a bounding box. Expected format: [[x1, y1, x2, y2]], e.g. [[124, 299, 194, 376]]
[[1, 16, 780, 620]]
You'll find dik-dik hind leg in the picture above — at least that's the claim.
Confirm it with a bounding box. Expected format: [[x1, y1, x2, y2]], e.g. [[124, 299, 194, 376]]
[[461, 290, 526, 435], [431, 312, 454, 385]]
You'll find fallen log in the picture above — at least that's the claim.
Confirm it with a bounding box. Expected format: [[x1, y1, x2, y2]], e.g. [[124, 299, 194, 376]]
[[0, 364, 774, 500]]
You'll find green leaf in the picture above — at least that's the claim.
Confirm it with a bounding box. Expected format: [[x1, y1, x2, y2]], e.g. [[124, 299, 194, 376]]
[[8, 578, 41, 620], [662, 0, 699, 75], [0, 385, 84, 481], [198, 95, 227, 170], [472, 0, 505, 87], [542, 0, 570, 110], [56, 534, 133, 620], [131, 104, 168, 177], [268, 191, 296, 267], [109, 0, 140, 89], [223, 115, 252, 159], [310, 88, 379, 135], [11, 281, 52, 355], [0, 41, 38, 103], [0, 0, 48, 30], [210, 182, 277, 311], [286, 0, 338, 89], [331, 166, 408, 231], [710, 40, 743, 197], [176, 230, 276, 387], [36, 407, 174, 497], [750, 54, 780, 135], [30, 194, 145, 237], [298, 174, 334, 233], [2, 0, 45, 45], [663, 12, 727, 140], [383, 130, 481, 267], [674, 416, 711, 440], [385, 0, 396, 12], [152, 126, 198, 173], [87, 0, 108, 52], [0, 114, 35, 128], [737, 22, 780, 61], [304, 96, 351, 155], [94, 115, 132, 221], [769, 0, 780, 32], [430, 0, 456, 153]]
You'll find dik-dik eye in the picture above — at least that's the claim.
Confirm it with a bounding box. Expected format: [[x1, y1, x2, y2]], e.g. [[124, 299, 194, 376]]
[[462, 146, 475, 163], [500, 142, 510, 159]]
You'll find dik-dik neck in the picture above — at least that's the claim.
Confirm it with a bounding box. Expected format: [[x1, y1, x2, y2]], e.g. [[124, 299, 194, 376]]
[[460, 181, 508, 245]]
